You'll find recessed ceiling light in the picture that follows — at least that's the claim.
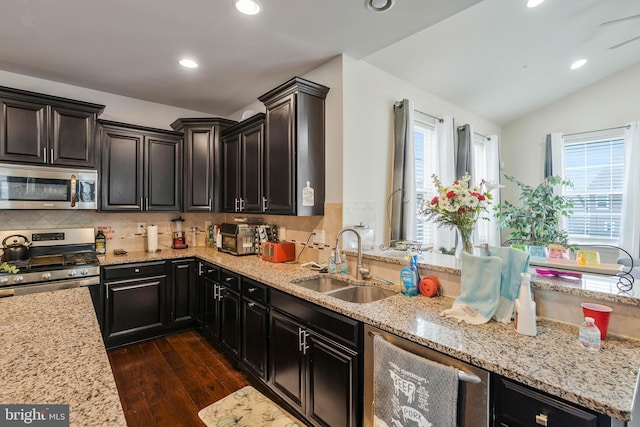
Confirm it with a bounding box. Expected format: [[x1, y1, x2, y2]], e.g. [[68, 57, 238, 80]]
[[179, 59, 198, 69], [234, 0, 262, 15], [526, 0, 545, 8], [570, 59, 587, 70], [366, 0, 395, 12]]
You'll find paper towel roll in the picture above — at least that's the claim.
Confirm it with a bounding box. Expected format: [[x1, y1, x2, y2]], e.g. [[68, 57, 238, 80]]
[[147, 225, 159, 252]]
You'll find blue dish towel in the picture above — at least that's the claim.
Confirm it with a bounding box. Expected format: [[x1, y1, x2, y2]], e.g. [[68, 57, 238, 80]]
[[489, 246, 531, 323], [441, 252, 502, 325]]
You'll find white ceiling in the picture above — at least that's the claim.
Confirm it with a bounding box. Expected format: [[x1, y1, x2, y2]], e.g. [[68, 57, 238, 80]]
[[1, 0, 638, 125]]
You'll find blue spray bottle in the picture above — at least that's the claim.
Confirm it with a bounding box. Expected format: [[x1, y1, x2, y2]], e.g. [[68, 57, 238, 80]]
[[400, 255, 418, 296]]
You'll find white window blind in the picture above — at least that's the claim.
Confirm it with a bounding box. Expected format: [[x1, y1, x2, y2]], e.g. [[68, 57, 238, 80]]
[[473, 134, 489, 244], [563, 131, 625, 245], [414, 120, 437, 247]]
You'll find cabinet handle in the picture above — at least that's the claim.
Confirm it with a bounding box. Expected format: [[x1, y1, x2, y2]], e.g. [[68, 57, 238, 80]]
[[50, 149, 54, 163], [140, 198, 143, 211], [105, 283, 109, 300], [234, 198, 239, 212], [298, 327, 305, 352], [208, 198, 212, 211], [248, 302, 255, 308], [262, 197, 268, 211], [198, 262, 203, 276], [145, 198, 149, 210], [535, 414, 548, 426], [212, 284, 218, 300], [239, 198, 245, 211], [225, 277, 233, 282], [43, 147, 47, 164], [134, 268, 140, 273], [302, 330, 310, 355], [248, 287, 257, 293]]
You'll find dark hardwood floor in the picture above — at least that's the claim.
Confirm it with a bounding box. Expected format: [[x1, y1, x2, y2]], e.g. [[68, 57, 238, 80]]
[[108, 331, 252, 427]]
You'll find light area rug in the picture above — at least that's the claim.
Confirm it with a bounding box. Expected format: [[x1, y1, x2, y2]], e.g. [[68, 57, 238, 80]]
[[198, 385, 303, 427]]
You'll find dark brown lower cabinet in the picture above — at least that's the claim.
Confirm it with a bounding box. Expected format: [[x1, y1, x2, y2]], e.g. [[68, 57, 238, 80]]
[[494, 375, 611, 427], [269, 308, 359, 427], [201, 263, 221, 340], [103, 261, 168, 349], [169, 259, 196, 327], [241, 277, 269, 379], [219, 269, 241, 356]]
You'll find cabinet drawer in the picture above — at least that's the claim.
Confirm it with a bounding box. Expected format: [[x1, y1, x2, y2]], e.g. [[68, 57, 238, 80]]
[[496, 377, 600, 427], [103, 261, 167, 280], [220, 269, 240, 292], [242, 277, 268, 304], [271, 289, 360, 348], [204, 263, 220, 282]]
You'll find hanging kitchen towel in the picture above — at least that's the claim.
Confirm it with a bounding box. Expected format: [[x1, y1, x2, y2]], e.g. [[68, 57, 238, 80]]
[[441, 251, 502, 324], [489, 245, 531, 323], [373, 335, 458, 427]]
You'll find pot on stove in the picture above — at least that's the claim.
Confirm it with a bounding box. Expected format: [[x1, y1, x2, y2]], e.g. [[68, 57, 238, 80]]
[[2, 234, 31, 262]]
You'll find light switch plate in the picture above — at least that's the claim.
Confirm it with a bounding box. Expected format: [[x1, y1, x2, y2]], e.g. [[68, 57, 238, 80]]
[[313, 229, 325, 245]]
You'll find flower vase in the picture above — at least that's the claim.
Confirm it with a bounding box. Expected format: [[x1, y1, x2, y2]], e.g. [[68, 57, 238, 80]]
[[455, 225, 474, 264]]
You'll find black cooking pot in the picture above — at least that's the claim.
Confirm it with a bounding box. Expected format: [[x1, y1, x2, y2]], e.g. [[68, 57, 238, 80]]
[[2, 234, 31, 262]]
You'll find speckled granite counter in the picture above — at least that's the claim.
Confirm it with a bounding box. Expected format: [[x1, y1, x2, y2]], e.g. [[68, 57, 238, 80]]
[[0, 288, 126, 427], [100, 248, 640, 422]]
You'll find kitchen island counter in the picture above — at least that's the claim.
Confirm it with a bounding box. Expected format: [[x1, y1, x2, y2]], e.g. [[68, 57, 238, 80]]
[[101, 248, 640, 422], [0, 287, 126, 427]]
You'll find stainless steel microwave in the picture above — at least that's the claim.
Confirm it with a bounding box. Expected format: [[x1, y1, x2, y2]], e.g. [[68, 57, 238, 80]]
[[0, 163, 98, 209]]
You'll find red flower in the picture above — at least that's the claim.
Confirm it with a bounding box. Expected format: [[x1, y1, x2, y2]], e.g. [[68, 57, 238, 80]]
[[446, 190, 456, 199], [430, 196, 439, 205]]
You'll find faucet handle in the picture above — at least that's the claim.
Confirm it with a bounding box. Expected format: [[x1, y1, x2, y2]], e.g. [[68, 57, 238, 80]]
[[358, 267, 371, 280]]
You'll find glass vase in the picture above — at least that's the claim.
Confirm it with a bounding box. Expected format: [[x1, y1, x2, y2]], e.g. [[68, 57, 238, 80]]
[[455, 225, 474, 264]]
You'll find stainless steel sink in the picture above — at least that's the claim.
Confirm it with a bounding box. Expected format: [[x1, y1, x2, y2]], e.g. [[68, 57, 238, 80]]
[[325, 285, 396, 303], [293, 276, 352, 293]]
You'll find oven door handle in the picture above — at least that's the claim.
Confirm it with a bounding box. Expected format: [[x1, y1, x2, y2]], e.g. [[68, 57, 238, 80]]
[[458, 370, 481, 384], [70, 174, 77, 207]]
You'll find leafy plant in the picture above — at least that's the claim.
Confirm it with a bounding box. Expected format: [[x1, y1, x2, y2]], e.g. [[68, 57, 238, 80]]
[[494, 175, 574, 247], [0, 262, 19, 274]]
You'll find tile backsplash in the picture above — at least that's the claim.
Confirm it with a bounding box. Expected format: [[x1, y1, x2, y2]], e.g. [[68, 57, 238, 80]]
[[0, 203, 345, 261]]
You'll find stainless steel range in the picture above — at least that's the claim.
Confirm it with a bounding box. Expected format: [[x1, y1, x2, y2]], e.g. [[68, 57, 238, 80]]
[[0, 228, 100, 298]]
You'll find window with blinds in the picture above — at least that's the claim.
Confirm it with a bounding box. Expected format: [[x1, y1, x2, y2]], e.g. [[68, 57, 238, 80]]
[[563, 132, 625, 244], [414, 120, 437, 246]]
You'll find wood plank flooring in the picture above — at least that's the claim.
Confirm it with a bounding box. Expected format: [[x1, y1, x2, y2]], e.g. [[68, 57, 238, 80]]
[[108, 331, 252, 427]]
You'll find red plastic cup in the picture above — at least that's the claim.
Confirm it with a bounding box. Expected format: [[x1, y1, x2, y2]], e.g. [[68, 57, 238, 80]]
[[581, 302, 613, 340]]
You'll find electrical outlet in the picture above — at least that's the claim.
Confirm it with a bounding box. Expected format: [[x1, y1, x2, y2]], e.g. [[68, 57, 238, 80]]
[[279, 227, 286, 240], [313, 229, 325, 245]]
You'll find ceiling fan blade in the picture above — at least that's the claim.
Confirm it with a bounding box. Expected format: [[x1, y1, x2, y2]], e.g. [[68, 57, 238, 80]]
[[609, 35, 640, 49], [600, 14, 640, 27]]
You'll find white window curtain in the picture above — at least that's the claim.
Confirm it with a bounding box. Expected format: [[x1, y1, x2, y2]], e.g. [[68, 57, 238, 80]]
[[433, 116, 456, 250], [390, 99, 417, 242], [544, 132, 569, 232], [621, 121, 640, 258], [485, 134, 501, 246]]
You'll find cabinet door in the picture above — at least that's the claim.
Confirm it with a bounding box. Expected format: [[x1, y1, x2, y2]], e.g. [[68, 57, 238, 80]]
[[170, 260, 196, 326], [240, 121, 264, 213], [203, 279, 220, 340], [100, 126, 144, 211], [0, 97, 47, 164], [50, 105, 96, 168], [241, 299, 268, 379], [219, 285, 241, 356], [146, 135, 181, 211], [184, 127, 215, 211], [263, 94, 295, 214], [222, 134, 240, 212], [270, 310, 306, 413], [104, 275, 166, 342], [307, 333, 358, 427]]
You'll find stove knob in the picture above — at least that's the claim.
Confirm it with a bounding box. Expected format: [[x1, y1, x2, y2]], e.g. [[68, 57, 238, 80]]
[[42, 272, 52, 280], [14, 276, 24, 283], [80, 269, 89, 276], [68, 270, 78, 277], [0, 277, 8, 284]]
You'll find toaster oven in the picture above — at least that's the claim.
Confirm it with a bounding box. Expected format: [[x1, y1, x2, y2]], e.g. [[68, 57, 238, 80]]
[[219, 223, 256, 256]]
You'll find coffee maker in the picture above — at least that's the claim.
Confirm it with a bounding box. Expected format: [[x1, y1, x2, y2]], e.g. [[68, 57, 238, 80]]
[[171, 216, 188, 249]]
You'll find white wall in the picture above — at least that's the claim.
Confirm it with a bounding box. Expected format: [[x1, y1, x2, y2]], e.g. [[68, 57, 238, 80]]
[[0, 70, 217, 130], [342, 57, 501, 245], [501, 62, 640, 203]]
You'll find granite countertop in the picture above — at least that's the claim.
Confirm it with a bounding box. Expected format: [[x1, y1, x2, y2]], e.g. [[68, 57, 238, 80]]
[[100, 248, 640, 421], [0, 288, 126, 426]]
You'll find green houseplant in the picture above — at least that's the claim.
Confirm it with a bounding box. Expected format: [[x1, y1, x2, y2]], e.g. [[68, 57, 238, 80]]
[[494, 175, 574, 248]]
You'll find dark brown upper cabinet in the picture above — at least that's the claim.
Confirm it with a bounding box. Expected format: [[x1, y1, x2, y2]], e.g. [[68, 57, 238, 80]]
[[0, 86, 104, 168], [99, 120, 182, 212], [258, 77, 329, 216], [171, 117, 236, 212], [221, 113, 265, 213]]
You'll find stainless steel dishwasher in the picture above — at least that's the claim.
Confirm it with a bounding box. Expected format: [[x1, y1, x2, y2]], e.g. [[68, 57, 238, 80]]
[[364, 324, 491, 427]]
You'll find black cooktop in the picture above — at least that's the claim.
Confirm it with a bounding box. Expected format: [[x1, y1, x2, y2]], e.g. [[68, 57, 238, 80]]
[[6, 252, 99, 271]]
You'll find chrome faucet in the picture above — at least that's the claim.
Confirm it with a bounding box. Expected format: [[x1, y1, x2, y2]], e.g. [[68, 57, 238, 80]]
[[335, 227, 371, 280]]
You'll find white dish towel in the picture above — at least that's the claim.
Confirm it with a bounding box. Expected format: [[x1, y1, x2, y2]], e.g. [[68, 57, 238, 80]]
[[373, 335, 458, 427]]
